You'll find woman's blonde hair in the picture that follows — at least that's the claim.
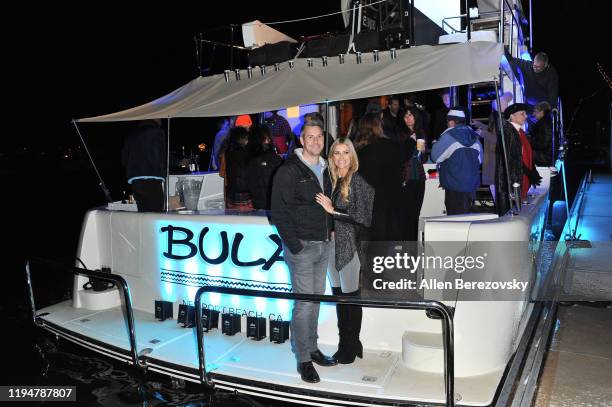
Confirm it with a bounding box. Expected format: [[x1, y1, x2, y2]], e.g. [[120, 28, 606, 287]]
[[328, 138, 359, 202]]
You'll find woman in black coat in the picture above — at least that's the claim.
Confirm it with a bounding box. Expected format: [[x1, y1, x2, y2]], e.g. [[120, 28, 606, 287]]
[[353, 113, 405, 241], [529, 101, 554, 166], [397, 107, 427, 241]]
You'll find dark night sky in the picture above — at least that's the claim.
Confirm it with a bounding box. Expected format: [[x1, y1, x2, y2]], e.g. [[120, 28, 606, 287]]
[[14, 1, 611, 154]]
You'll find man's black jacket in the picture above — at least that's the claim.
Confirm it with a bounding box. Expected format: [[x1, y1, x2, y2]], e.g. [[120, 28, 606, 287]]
[[271, 153, 331, 255]]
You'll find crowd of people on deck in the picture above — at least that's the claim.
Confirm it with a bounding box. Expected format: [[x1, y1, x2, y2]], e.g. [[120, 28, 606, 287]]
[[122, 51, 560, 382]]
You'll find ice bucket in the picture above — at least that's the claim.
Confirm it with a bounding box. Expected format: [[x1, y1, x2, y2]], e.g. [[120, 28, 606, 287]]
[[178, 179, 203, 211]]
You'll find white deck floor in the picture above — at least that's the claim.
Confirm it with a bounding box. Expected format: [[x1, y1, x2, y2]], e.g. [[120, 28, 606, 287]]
[[38, 300, 503, 406]]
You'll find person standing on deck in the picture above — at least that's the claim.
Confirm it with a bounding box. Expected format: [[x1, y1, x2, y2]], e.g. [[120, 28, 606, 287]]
[[315, 138, 374, 364], [271, 117, 337, 383], [122, 119, 166, 212], [431, 107, 483, 215], [495, 103, 542, 215]]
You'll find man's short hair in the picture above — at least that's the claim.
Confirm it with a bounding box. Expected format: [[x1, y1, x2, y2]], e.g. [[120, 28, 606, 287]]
[[300, 117, 324, 138], [534, 52, 549, 66], [535, 101, 552, 114]]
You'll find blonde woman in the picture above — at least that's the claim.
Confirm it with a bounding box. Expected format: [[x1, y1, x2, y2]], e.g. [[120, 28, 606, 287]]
[[315, 138, 374, 364]]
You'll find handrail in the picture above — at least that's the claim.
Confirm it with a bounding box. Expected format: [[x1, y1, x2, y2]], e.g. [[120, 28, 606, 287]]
[[25, 257, 143, 370], [500, 0, 525, 58], [566, 169, 592, 241], [194, 285, 456, 406]]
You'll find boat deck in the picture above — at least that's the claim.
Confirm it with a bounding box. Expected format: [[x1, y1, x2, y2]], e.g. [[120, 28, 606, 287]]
[[38, 300, 503, 406], [535, 173, 612, 406]]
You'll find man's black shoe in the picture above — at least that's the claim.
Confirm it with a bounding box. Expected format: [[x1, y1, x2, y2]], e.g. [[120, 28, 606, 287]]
[[297, 361, 320, 383], [310, 349, 337, 366]]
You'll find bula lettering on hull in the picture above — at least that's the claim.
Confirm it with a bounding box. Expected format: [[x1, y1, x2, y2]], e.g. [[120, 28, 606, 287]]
[[161, 224, 284, 270]]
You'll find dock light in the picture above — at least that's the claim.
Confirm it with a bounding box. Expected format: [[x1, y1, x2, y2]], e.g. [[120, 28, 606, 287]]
[[177, 304, 195, 328], [322, 56, 328, 67], [155, 300, 173, 321], [247, 66, 253, 78], [234, 69, 241, 80], [197, 143, 206, 152], [247, 316, 266, 340], [339, 54, 345, 64], [222, 313, 241, 336], [274, 63, 280, 72], [356, 52, 362, 64], [288, 60, 295, 69], [390, 48, 397, 60], [373, 50, 379, 62], [270, 320, 290, 344], [260, 65, 266, 76], [307, 58, 313, 67], [202, 308, 220, 332], [223, 70, 230, 82]]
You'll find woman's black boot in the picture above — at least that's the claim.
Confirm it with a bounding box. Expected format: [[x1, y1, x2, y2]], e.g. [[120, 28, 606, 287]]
[[335, 289, 363, 364]]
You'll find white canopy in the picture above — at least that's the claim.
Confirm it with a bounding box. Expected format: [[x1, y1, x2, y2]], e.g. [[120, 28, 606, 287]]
[[78, 41, 502, 122]]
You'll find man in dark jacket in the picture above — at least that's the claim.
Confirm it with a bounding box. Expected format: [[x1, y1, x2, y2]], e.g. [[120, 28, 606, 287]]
[[271, 117, 336, 383], [122, 119, 166, 212], [506, 50, 559, 108], [530, 101, 554, 166], [247, 127, 282, 209], [495, 103, 541, 216], [431, 107, 483, 215], [381, 95, 401, 142]]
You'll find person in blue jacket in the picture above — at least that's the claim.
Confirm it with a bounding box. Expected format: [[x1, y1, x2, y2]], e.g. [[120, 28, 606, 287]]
[[430, 107, 483, 215]]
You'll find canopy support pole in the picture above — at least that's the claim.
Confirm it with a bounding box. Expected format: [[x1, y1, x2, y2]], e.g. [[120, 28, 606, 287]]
[[71, 120, 113, 203], [325, 100, 330, 156], [494, 81, 515, 214], [166, 118, 171, 212]]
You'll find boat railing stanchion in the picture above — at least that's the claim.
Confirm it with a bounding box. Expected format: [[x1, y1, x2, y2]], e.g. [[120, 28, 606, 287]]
[[27, 258, 145, 371], [512, 183, 522, 213], [25, 261, 44, 327], [194, 286, 456, 406]]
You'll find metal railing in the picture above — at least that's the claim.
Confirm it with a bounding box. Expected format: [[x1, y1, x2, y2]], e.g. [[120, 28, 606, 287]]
[[500, 0, 526, 57], [194, 285, 456, 406], [565, 169, 592, 241], [25, 258, 144, 369]]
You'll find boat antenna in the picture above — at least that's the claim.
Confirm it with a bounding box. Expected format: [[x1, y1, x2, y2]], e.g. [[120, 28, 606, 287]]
[[71, 120, 113, 203]]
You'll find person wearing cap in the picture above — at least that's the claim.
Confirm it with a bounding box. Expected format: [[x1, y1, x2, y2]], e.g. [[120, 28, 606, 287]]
[[494, 103, 542, 215], [431, 107, 483, 215], [235, 114, 253, 130]]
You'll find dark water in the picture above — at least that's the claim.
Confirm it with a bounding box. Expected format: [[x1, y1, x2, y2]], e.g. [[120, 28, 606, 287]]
[[1, 151, 278, 406]]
